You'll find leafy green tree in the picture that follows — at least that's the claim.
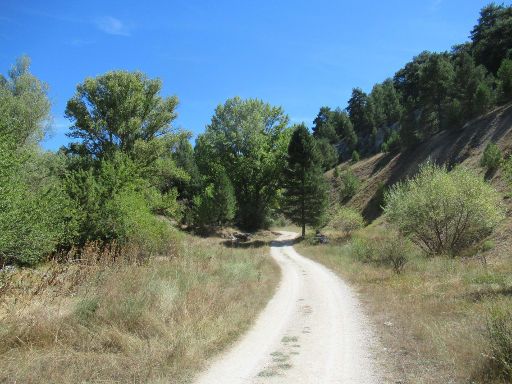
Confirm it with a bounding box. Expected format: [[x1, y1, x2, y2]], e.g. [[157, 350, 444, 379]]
[[195, 97, 291, 230], [64, 71, 190, 234], [281, 124, 328, 237], [65, 71, 179, 160], [385, 162, 504, 255], [497, 59, 512, 103], [0, 57, 76, 265]]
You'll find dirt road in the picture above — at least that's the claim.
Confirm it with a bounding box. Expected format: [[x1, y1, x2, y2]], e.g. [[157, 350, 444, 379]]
[[194, 231, 379, 384]]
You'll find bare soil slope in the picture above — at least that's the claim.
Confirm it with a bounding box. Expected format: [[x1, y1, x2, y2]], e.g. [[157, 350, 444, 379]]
[[330, 103, 512, 222]]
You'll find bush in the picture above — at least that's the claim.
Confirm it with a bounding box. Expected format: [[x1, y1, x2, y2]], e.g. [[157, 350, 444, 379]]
[[0, 148, 77, 265], [384, 162, 504, 256], [381, 130, 400, 153], [192, 167, 236, 228], [485, 306, 512, 381], [351, 150, 360, 163], [350, 231, 412, 274], [350, 236, 376, 263], [339, 170, 360, 202], [480, 142, 503, 172], [328, 206, 365, 234], [65, 154, 173, 255], [473, 82, 492, 116]]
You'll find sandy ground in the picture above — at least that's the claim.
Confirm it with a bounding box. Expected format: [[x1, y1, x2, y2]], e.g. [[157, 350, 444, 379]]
[[193, 231, 380, 384]]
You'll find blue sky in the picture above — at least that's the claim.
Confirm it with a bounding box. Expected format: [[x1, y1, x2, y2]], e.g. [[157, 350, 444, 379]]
[[0, 0, 500, 150]]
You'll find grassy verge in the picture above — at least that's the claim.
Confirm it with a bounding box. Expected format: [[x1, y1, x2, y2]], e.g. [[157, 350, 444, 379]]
[[295, 224, 512, 384], [0, 230, 279, 383]]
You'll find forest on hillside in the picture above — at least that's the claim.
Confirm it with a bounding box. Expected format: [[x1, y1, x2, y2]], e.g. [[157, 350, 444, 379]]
[[312, 3, 512, 168], [1, 3, 512, 268]]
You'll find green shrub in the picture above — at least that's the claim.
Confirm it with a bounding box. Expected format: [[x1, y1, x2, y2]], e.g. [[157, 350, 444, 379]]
[[381, 131, 400, 153], [328, 206, 365, 234], [339, 170, 360, 202], [480, 142, 503, 172], [65, 153, 174, 255], [192, 167, 236, 228], [472, 82, 493, 116], [384, 162, 504, 256], [0, 148, 78, 265], [380, 233, 412, 274], [350, 231, 412, 274], [351, 150, 360, 163], [481, 239, 495, 252], [350, 236, 376, 263], [485, 306, 512, 381]]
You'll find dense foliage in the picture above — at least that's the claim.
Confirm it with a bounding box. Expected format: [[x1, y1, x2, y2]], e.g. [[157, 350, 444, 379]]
[[384, 162, 504, 255], [0, 57, 76, 265], [312, 3, 512, 165], [1, 4, 510, 266], [195, 97, 291, 230]]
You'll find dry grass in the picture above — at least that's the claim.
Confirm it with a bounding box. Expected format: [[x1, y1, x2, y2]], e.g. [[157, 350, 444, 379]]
[[295, 222, 512, 384], [0, 230, 279, 383]]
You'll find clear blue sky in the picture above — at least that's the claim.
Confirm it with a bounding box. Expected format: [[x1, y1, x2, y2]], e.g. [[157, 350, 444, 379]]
[[0, 0, 499, 150]]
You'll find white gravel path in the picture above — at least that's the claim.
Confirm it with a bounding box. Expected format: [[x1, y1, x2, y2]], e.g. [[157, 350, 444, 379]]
[[193, 231, 380, 384]]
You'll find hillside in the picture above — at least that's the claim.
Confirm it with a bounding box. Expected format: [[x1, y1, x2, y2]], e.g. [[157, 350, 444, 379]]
[[330, 102, 512, 222]]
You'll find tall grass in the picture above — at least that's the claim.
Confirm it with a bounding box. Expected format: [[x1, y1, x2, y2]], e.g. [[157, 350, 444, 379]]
[[0, 231, 279, 383], [296, 225, 512, 383]]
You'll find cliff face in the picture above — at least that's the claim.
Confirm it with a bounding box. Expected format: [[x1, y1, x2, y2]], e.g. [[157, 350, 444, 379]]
[[328, 103, 512, 222]]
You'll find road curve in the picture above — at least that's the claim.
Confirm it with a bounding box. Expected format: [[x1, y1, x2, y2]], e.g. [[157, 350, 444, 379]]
[[193, 231, 380, 384]]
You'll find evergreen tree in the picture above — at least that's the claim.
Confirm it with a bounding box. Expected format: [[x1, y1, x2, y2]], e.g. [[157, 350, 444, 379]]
[[471, 3, 512, 74], [473, 82, 493, 116], [282, 124, 328, 237], [315, 138, 338, 170], [332, 108, 358, 149], [497, 58, 512, 103], [347, 88, 375, 136], [419, 53, 455, 133], [312, 106, 337, 143], [193, 166, 236, 228]]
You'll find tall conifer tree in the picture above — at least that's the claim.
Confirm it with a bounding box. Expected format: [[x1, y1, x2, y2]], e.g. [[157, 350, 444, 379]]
[[282, 124, 328, 237]]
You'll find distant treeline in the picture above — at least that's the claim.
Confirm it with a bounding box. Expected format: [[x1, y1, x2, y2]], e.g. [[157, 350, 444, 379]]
[[311, 3, 512, 168]]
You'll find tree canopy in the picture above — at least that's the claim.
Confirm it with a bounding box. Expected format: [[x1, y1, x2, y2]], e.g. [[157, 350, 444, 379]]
[[195, 97, 291, 230]]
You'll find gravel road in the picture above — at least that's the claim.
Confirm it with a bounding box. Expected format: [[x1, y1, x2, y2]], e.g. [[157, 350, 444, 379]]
[[194, 231, 380, 384]]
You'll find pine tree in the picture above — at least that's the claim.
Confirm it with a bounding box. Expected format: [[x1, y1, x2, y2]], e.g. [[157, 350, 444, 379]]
[[281, 124, 328, 237]]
